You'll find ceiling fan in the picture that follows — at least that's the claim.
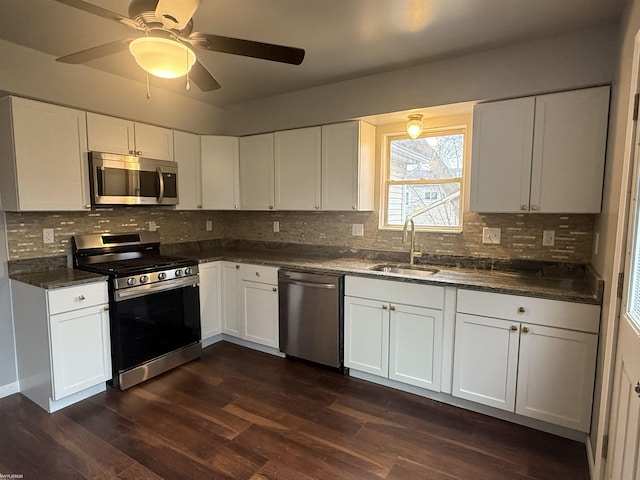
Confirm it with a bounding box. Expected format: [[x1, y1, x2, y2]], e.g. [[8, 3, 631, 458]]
[[53, 0, 306, 92]]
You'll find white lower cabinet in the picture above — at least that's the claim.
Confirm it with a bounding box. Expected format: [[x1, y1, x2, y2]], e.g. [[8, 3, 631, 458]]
[[452, 289, 600, 432], [12, 279, 111, 413], [239, 264, 279, 348], [218, 262, 279, 349], [199, 262, 222, 341], [344, 276, 444, 392]]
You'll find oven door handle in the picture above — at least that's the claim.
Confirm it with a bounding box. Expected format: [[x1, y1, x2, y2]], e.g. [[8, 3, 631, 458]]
[[156, 167, 165, 204], [114, 276, 198, 302]]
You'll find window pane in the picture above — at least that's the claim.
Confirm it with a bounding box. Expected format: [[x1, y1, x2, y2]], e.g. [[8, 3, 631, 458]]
[[627, 195, 640, 328], [390, 134, 464, 181], [387, 182, 461, 227]]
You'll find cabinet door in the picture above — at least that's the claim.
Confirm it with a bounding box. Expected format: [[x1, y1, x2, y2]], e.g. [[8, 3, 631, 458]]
[[221, 263, 241, 336], [389, 304, 443, 391], [452, 313, 519, 411], [239, 133, 275, 210], [321, 121, 375, 211], [134, 123, 174, 161], [344, 296, 389, 377], [515, 324, 597, 432], [49, 304, 111, 400], [240, 280, 279, 347], [2, 97, 89, 211], [86, 112, 135, 155], [201, 135, 240, 210], [530, 86, 610, 213], [199, 262, 221, 340], [470, 97, 535, 213], [274, 127, 321, 210], [174, 131, 202, 210]]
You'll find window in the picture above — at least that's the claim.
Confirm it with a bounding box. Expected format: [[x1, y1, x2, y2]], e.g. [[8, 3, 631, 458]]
[[381, 127, 466, 231]]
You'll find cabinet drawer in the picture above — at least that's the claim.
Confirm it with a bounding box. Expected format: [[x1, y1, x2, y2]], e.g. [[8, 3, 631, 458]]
[[345, 276, 444, 310], [457, 289, 600, 333], [48, 282, 108, 315], [239, 264, 278, 284]]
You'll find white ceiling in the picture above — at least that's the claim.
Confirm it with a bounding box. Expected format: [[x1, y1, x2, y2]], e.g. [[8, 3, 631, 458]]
[[0, 0, 626, 108]]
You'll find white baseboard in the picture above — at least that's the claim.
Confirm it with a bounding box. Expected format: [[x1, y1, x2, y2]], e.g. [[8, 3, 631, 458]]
[[0, 381, 19, 399], [220, 335, 285, 358], [349, 369, 587, 443]]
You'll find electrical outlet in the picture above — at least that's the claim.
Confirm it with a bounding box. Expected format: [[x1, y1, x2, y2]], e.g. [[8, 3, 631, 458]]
[[543, 230, 555, 247], [273, 221, 280, 233], [148, 221, 157, 232], [206, 220, 213, 231], [43, 228, 54, 244], [482, 227, 501, 244], [352, 224, 364, 236]]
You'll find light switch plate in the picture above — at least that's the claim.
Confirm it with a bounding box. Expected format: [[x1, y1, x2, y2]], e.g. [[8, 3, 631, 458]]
[[206, 220, 212, 231], [482, 227, 501, 244], [148, 221, 157, 232], [352, 224, 364, 236], [273, 221, 280, 233]]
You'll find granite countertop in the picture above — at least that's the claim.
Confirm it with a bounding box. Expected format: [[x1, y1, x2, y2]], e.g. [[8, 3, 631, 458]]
[[9, 268, 108, 289], [8, 243, 603, 304], [173, 247, 603, 305]]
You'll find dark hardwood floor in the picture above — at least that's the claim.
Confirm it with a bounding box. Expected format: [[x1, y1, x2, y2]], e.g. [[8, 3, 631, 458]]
[[0, 342, 590, 479]]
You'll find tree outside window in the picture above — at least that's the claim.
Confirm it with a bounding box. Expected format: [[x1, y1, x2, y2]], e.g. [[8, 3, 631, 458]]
[[383, 128, 465, 231]]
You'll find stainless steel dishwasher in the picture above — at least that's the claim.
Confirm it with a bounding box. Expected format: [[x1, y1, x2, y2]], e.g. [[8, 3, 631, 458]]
[[278, 269, 344, 369]]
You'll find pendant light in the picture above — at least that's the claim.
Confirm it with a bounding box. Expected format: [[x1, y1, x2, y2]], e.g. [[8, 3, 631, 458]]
[[406, 114, 424, 139]]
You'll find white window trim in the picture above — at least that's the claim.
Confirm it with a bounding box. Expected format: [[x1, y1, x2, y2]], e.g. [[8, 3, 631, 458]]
[[378, 125, 467, 233]]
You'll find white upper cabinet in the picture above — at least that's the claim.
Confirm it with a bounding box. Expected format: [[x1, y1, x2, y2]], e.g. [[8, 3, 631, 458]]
[[321, 121, 376, 211], [0, 96, 89, 211], [201, 135, 240, 210], [470, 97, 535, 213], [470, 86, 610, 213], [174, 130, 202, 210], [87, 112, 174, 161], [275, 126, 322, 210], [239, 133, 275, 210], [529, 87, 610, 213]]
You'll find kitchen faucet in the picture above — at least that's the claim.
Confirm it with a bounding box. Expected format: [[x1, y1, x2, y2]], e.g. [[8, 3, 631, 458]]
[[402, 217, 422, 265]]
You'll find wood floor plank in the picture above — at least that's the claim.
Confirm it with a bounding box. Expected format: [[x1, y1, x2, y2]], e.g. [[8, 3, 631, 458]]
[[0, 341, 590, 480]]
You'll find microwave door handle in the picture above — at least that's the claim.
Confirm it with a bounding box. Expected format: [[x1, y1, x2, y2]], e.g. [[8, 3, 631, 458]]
[[156, 167, 165, 203]]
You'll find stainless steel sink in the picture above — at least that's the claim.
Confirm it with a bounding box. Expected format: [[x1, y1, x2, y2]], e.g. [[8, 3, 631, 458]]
[[369, 264, 439, 277]]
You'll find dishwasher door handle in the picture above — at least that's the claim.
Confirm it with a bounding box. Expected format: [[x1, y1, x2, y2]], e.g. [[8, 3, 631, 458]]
[[279, 278, 337, 289]]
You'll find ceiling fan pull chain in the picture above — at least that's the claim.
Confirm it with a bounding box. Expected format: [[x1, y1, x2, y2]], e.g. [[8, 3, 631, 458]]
[[146, 71, 151, 99], [185, 49, 191, 91]]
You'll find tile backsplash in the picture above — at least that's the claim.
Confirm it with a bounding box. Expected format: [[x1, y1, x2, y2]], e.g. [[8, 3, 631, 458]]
[[5, 209, 594, 264]]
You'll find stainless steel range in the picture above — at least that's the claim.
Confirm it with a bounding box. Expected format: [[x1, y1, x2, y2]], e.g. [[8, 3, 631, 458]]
[[72, 232, 201, 390]]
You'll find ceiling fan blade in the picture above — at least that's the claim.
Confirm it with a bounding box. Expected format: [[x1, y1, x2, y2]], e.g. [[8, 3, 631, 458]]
[[188, 33, 305, 65], [56, 38, 136, 64], [53, 0, 141, 30], [189, 59, 221, 91], [156, 0, 201, 30]]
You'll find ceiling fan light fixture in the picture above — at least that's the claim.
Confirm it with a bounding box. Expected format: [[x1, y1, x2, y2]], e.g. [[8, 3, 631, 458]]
[[129, 37, 196, 79], [406, 114, 424, 139]]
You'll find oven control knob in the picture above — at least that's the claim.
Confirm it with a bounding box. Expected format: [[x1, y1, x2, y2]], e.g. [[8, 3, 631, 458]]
[[126, 277, 136, 286], [175, 269, 183, 277], [184, 267, 192, 275], [140, 275, 149, 284], [158, 272, 167, 280]]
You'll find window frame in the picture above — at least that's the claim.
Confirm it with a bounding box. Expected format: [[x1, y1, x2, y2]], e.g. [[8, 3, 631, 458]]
[[379, 125, 467, 233]]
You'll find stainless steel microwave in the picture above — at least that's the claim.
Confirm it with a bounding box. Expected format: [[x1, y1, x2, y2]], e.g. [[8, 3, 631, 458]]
[[89, 152, 178, 206]]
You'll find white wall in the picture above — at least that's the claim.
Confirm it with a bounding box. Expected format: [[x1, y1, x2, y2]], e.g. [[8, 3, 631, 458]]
[[0, 212, 17, 391], [221, 26, 617, 135], [0, 39, 224, 134]]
